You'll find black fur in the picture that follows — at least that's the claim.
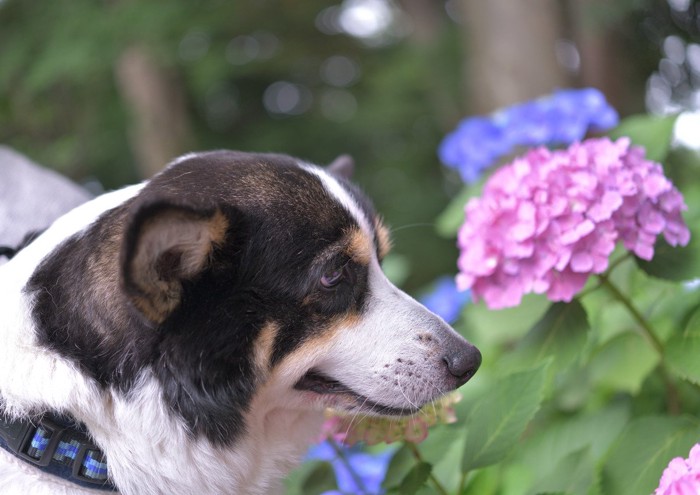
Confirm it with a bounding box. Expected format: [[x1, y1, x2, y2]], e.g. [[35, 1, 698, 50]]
[[26, 151, 377, 445]]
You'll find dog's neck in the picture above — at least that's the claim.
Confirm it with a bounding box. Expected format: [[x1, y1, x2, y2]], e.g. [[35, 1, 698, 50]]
[[0, 375, 323, 495], [79, 372, 323, 495]]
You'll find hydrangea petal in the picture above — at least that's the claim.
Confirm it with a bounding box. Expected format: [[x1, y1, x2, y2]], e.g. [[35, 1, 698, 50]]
[[656, 443, 700, 495]]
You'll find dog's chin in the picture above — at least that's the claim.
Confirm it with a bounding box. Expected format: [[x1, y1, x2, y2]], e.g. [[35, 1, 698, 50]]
[[293, 369, 421, 416]]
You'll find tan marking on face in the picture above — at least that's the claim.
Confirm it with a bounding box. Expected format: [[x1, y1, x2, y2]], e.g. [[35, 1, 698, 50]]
[[374, 217, 392, 259], [272, 311, 361, 380], [346, 228, 373, 265], [208, 209, 229, 247], [254, 322, 279, 374]]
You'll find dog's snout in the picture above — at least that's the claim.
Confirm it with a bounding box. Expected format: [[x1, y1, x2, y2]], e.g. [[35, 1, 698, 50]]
[[442, 344, 481, 387]]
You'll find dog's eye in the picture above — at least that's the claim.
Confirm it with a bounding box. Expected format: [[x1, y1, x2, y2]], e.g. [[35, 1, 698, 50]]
[[320, 264, 348, 289]]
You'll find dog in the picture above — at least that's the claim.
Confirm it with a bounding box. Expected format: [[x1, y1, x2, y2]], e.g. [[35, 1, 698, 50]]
[[0, 151, 481, 494]]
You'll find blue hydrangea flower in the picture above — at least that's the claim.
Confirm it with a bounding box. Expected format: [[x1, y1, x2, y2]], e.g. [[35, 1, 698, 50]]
[[420, 276, 471, 324], [306, 442, 395, 495], [439, 88, 619, 183]]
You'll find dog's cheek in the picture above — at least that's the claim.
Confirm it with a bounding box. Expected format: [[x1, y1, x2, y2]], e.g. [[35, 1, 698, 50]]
[[269, 312, 361, 389]]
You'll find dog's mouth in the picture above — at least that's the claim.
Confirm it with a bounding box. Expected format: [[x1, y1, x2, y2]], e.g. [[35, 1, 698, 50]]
[[294, 369, 418, 416]]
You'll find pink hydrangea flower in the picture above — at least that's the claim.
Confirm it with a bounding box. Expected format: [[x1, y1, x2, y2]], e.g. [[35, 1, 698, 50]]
[[456, 137, 690, 309], [656, 443, 700, 495], [320, 392, 461, 446]]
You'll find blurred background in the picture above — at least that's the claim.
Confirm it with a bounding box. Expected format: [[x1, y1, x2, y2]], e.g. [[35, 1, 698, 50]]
[[1, 0, 699, 293]]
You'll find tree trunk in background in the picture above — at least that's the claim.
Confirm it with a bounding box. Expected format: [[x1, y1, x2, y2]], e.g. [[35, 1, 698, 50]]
[[459, 0, 572, 114], [569, 0, 644, 115], [399, 0, 443, 44], [398, 0, 464, 128], [115, 45, 193, 179]]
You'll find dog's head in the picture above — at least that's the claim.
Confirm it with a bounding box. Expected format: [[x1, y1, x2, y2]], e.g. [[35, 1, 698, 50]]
[[28, 151, 480, 445]]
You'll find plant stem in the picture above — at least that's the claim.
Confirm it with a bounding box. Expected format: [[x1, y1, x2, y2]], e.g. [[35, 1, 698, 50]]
[[458, 472, 468, 495], [597, 273, 681, 414], [576, 254, 631, 299], [597, 274, 664, 354], [406, 442, 450, 495], [607, 252, 633, 274], [327, 438, 369, 494]]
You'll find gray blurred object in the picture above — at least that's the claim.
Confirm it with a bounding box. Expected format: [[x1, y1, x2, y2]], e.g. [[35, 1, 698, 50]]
[[0, 146, 92, 264]]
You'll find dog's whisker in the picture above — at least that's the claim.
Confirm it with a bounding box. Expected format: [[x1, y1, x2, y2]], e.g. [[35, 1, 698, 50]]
[[395, 374, 419, 411], [388, 222, 436, 233]]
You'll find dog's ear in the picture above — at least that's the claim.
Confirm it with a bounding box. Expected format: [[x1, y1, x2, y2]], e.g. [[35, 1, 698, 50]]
[[327, 154, 354, 179], [121, 202, 228, 323]]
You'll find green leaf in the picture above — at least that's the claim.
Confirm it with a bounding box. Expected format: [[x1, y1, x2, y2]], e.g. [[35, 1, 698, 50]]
[[602, 415, 700, 495], [461, 361, 550, 472], [529, 446, 596, 495], [462, 465, 500, 495], [666, 306, 700, 385], [383, 445, 416, 491], [399, 461, 432, 495], [608, 113, 678, 162], [589, 332, 659, 394], [503, 301, 590, 374], [635, 232, 700, 282], [461, 293, 551, 348], [300, 461, 338, 495], [419, 425, 467, 493], [285, 460, 337, 495], [514, 403, 630, 479], [668, 337, 700, 379]]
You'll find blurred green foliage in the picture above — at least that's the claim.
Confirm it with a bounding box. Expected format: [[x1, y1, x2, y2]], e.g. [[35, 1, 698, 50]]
[[0, 0, 685, 292], [0, 0, 468, 291]]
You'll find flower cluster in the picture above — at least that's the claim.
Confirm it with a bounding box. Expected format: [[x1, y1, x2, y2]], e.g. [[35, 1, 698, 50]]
[[320, 392, 461, 446], [439, 88, 619, 183], [656, 444, 700, 495], [420, 276, 471, 324], [456, 137, 690, 309]]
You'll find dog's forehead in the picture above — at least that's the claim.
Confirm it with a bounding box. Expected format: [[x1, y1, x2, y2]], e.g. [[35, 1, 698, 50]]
[[155, 151, 376, 236]]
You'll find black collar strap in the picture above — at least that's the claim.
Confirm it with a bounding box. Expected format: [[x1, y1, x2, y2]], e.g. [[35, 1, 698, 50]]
[[0, 412, 117, 491]]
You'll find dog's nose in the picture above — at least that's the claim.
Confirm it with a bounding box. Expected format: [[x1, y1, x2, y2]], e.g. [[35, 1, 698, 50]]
[[443, 344, 481, 387]]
